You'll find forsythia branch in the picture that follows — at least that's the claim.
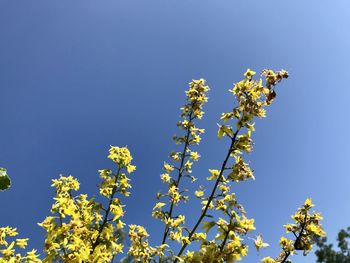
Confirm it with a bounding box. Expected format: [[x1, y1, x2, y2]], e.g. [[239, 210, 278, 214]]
[[0, 69, 326, 263]]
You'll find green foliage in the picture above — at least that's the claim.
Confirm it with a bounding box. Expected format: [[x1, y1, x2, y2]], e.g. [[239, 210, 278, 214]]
[[0, 168, 11, 191], [315, 227, 350, 263]]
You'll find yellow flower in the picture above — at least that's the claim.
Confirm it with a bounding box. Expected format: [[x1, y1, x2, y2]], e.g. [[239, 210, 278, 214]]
[[127, 164, 136, 174], [244, 68, 256, 80], [163, 162, 174, 172], [108, 146, 134, 167], [26, 249, 41, 262], [194, 190, 204, 198], [207, 169, 220, 180], [189, 151, 200, 161], [153, 202, 166, 210], [304, 198, 314, 209], [160, 173, 171, 183], [168, 185, 180, 204], [262, 257, 277, 263], [253, 234, 269, 252], [15, 238, 28, 249]]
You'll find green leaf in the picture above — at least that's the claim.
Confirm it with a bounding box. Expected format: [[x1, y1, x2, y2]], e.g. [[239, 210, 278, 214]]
[[202, 221, 216, 234], [0, 168, 11, 191]]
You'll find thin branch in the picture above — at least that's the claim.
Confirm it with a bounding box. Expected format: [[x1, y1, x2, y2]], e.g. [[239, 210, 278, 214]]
[[91, 166, 122, 253], [159, 111, 194, 263], [174, 129, 240, 261], [281, 211, 308, 263], [219, 216, 233, 252]]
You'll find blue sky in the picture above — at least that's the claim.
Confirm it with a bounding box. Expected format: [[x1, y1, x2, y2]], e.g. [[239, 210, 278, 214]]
[[1, 1, 350, 262]]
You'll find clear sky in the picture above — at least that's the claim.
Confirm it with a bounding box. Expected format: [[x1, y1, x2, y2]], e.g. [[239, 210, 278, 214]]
[[1, 1, 349, 262]]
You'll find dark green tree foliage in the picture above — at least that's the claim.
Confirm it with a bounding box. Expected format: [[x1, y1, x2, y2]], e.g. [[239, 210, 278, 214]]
[[315, 227, 350, 263], [0, 168, 11, 191]]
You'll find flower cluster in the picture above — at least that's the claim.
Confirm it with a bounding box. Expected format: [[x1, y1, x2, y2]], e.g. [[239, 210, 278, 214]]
[[128, 225, 161, 261], [38, 146, 135, 262], [262, 199, 326, 263], [167, 69, 290, 262], [151, 79, 209, 261], [108, 146, 136, 174], [0, 69, 325, 263], [0, 227, 40, 262]]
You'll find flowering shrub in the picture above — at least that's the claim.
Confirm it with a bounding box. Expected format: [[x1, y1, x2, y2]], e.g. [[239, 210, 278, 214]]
[[0, 69, 325, 263]]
